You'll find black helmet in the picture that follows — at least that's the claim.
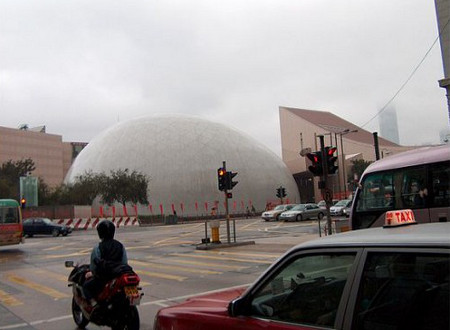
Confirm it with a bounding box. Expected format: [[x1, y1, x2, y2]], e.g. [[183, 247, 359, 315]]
[[97, 220, 115, 240]]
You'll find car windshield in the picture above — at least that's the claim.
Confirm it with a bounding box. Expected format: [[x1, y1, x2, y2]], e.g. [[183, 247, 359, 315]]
[[274, 205, 285, 211], [292, 205, 306, 211], [43, 218, 53, 225], [335, 200, 350, 207]]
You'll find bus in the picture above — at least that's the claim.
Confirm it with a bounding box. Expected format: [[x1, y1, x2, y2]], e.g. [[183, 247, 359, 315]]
[[350, 144, 450, 230], [0, 199, 24, 246]]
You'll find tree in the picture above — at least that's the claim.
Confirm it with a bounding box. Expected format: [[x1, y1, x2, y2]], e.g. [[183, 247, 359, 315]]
[[347, 159, 373, 192], [70, 171, 106, 205], [0, 158, 36, 199], [348, 159, 373, 182], [100, 169, 149, 207]]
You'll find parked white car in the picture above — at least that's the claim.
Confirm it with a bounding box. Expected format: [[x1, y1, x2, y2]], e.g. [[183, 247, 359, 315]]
[[330, 199, 352, 216]]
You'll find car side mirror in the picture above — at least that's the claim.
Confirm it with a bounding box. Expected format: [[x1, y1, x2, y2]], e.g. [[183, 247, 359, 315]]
[[65, 261, 74, 268], [228, 297, 247, 317]]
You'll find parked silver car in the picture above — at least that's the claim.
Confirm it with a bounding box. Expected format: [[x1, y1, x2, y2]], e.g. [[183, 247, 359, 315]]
[[261, 204, 295, 221], [330, 199, 352, 216], [279, 203, 324, 222]]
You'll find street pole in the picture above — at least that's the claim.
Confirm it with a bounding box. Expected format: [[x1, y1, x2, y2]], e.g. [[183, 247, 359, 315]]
[[334, 133, 341, 199], [339, 133, 347, 199], [223, 161, 231, 244], [318, 135, 332, 236], [373, 132, 380, 160]]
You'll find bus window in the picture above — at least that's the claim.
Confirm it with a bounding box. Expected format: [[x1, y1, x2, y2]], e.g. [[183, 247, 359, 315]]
[[356, 172, 395, 212], [351, 145, 450, 230], [401, 167, 427, 208], [0, 207, 19, 224], [430, 163, 449, 208]]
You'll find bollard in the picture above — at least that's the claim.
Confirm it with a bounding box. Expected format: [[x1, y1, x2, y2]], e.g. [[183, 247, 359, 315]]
[[210, 220, 221, 243]]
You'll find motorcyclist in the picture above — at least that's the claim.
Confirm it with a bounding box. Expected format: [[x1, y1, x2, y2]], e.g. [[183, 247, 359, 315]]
[[83, 220, 129, 307]]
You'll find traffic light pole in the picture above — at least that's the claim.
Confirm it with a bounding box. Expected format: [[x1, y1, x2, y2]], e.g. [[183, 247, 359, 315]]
[[223, 161, 231, 244], [318, 135, 333, 236]]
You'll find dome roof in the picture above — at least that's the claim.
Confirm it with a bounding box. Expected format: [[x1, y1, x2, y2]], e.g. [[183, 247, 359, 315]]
[[65, 114, 299, 216]]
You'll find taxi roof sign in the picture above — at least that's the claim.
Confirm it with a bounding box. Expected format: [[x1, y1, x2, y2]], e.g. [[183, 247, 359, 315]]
[[384, 209, 417, 228]]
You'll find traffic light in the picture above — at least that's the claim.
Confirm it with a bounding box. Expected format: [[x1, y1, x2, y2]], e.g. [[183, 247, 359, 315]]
[[217, 168, 226, 191], [20, 197, 26, 209], [306, 151, 323, 176], [276, 187, 282, 198], [325, 146, 338, 174], [225, 171, 238, 190], [276, 186, 286, 198]]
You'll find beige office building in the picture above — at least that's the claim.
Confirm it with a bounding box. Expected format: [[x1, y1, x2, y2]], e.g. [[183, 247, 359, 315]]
[[0, 126, 86, 188], [279, 107, 415, 202]]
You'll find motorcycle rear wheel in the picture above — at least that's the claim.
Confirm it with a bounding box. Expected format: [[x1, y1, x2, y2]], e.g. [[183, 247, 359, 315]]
[[72, 297, 89, 329], [112, 305, 140, 330]]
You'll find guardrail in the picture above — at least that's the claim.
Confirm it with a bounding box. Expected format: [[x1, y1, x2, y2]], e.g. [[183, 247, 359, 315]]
[[52, 217, 139, 230]]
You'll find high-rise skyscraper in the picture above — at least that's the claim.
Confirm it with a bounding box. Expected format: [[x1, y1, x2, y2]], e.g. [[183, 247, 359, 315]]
[[379, 105, 400, 144]]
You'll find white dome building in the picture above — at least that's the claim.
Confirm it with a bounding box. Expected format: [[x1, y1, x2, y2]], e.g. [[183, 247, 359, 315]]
[[65, 115, 300, 217]]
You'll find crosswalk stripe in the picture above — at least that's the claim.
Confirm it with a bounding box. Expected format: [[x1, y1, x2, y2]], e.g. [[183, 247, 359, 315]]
[[6, 274, 69, 299], [129, 260, 222, 275], [170, 253, 273, 264], [0, 288, 23, 306]]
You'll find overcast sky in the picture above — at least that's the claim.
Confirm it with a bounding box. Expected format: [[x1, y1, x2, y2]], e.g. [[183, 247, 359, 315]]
[[1, 0, 448, 156]]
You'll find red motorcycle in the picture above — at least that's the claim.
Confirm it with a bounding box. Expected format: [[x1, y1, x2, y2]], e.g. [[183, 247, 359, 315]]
[[65, 261, 143, 330]]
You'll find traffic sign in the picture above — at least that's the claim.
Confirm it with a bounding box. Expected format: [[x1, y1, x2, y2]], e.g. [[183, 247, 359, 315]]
[[324, 189, 333, 204]]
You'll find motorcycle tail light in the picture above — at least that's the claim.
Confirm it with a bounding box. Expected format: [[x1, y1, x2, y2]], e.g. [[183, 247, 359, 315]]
[[121, 273, 140, 286]]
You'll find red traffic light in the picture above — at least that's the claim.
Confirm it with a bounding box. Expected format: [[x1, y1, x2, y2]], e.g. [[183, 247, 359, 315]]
[[306, 151, 323, 176], [327, 147, 337, 156], [325, 146, 339, 174]]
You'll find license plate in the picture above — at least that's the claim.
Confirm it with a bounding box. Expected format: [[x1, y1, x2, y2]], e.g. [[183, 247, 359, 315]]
[[125, 286, 141, 306], [125, 286, 138, 295]]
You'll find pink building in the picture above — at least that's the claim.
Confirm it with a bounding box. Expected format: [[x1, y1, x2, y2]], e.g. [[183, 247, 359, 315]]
[[0, 126, 86, 187]]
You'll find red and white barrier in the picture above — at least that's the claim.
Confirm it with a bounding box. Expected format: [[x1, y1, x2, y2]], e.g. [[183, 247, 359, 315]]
[[53, 217, 139, 230]]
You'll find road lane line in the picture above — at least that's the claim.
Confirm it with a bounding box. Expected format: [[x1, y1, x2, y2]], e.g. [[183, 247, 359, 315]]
[[170, 253, 273, 264], [6, 274, 69, 299], [0, 289, 22, 306], [162, 258, 246, 270], [195, 250, 280, 259], [35, 269, 67, 282], [240, 220, 263, 230], [135, 269, 187, 282], [42, 251, 90, 259], [129, 260, 222, 275]]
